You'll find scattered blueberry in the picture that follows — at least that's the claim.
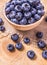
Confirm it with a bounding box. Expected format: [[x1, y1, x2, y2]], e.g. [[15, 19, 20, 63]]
[[23, 37, 30, 44], [0, 26, 5, 32], [36, 32, 43, 38], [15, 43, 23, 50], [11, 34, 19, 41], [45, 16, 47, 22], [42, 50, 47, 59], [19, 17, 27, 25], [27, 50, 35, 59], [37, 40, 46, 49], [7, 44, 15, 52], [0, 18, 3, 25]]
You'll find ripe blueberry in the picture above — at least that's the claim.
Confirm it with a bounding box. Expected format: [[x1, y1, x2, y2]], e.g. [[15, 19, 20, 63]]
[[24, 12, 31, 19], [11, 34, 19, 41], [15, 5, 22, 12], [22, 2, 30, 12], [27, 50, 35, 59], [34, 14, 41, 21], [19, 17, 27, 25], [37, 40, 46, 49], [0, 26, 5, 32], [15, 12, 23, 21], [11, 18, 19, 24], [7, 44, 15, 52], [42, 50, 47, 59], [36, 32, 43, 38], [15, 43, 23, 50], [28, 17, 35, 24], [23, 37, 30, 44], [0, 18, 3, 25]]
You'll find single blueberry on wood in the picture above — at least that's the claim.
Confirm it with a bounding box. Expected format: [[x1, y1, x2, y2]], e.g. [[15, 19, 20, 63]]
[[42, 50, 47, 59], [7, 44, 15, 52], [23, 37, 30, 44], [37, 40, 46, 49], [27, 50, 35, 59], [11, 34, 19, 41], [15, 43, 23, 50], [36, 32, 43, 38]]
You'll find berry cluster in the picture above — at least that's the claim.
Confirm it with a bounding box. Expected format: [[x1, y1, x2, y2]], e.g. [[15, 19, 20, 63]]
[[7, 32, 47, 59], [5, 0, 44, 25]]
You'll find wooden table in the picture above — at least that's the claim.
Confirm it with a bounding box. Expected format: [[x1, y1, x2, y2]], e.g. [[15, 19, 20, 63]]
[[0, 0, 47, 65]]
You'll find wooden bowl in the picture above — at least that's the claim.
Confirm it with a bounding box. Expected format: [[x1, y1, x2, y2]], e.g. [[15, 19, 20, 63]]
[[4, 5, 44, 31]]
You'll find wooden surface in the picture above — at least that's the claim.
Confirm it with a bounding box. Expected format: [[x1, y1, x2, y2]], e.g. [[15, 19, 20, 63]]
[[0, 0, 47, 65]]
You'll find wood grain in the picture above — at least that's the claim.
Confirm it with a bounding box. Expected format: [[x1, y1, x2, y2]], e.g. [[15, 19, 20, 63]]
[[0, 0, 47, 65]]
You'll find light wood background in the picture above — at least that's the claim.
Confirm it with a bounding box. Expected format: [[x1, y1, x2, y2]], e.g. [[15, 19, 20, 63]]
[[0, 0, 47, 65]]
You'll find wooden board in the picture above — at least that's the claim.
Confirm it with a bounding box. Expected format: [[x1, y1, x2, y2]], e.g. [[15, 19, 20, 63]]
[[0, 0, 47, 65]]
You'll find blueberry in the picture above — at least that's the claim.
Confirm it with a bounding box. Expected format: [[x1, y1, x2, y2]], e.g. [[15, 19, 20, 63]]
[[22, 2, 30, 12], [45, 16, 47, 22], [0, 18, 3, 25], [28, 17, 35, 24], [31, 8, 37, 15], [16, 0, 23, 4], [36, 3, 44, 10], [7, 14, 10, 19], [37, 40, 46, 49], [42, 50, 47, 59], [9, 11, 16, 18], [36, 32, 43, 38], [11, 34, 19, 41], [15, 5, 22, 12], [19, 17, 27, 25], [37, 10, 45, 16], [23, 37, 30, 44], [11, 0, 16, 5], [10, 4, 14, 10], [5, 7, 11, 14], [11, 18, 19, 24], [7, 44, 15, 52], [15, 12, 23, 21], [27, 50, 35, 59], [6, 2, 11, 7], [28, 0, 40, 6], [34, 14, 41, 21], [15, 43, 23, 50], [0, 26, 5, 32], [24, 12, 31, 19], [22, 0, 27, 3]]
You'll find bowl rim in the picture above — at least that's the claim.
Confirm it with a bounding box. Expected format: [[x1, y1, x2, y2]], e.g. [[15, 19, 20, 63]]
[[3, 2, 44, 28]]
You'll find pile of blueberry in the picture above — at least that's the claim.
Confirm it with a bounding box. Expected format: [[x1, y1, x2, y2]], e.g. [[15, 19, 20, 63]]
[[5, 0, 45, 25], [0, 18, 5, 32], [7, 32, 47, 60]]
